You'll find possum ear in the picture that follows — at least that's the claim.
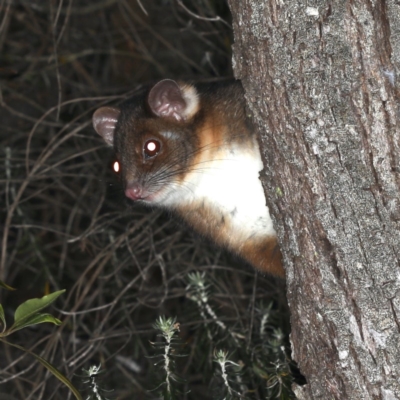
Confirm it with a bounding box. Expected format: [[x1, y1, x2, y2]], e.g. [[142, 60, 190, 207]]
[[92, 107, 121, 146], [147, 79, 199, 122]]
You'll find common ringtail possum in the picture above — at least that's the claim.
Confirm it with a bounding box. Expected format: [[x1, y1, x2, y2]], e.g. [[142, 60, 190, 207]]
[[93, 80, 283, 276]]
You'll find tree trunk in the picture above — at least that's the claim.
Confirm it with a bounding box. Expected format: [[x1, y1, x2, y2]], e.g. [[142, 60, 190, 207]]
[[227, 0, 400, 398]]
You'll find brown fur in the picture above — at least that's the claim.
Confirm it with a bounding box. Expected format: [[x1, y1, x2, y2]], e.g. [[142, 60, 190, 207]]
[[93, 80, 284, 277], [178, 200, 284, 277]]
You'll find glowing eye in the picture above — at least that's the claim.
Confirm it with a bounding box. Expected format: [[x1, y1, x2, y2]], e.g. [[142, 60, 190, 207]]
[[144, 139, 161, 158], [113, 161, 120, 173]]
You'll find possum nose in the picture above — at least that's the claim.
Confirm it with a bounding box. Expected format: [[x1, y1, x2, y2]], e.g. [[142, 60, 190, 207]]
[[125, 182, 143, 200]]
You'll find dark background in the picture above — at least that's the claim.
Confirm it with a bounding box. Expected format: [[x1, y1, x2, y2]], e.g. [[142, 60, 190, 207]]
[[0, 1, 292, 399]]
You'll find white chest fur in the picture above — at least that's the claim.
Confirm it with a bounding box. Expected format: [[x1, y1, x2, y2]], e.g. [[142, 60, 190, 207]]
[[165, 142, 276, 241]]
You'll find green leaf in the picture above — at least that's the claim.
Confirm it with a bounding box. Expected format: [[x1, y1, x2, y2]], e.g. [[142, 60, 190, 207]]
[[0, 279, 15, 291], [13, 290, 65, 330], [1, 339, 82, 400], [10, 313, 62, 333], [0, 304, 5, 332]]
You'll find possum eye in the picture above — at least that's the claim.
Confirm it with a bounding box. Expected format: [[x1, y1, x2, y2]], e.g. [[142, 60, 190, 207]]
[[110, 157, 121, 175], [143, 139, 161, 159], [113, 160, 120, 173]]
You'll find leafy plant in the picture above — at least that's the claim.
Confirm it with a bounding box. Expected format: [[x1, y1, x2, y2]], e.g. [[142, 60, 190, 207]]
[[80, 365, 113, 400], [150, 316, 187, 399], [185, 272, 295, 399], [0, 288, 82, 400], [213, 349, 244, 399]]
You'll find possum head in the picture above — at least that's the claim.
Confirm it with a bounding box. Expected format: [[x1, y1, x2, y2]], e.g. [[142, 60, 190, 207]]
[[93, 80, 202, 205]]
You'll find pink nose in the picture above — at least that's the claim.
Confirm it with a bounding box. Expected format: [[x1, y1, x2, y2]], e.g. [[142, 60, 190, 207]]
[[125, 183, 143, 200]]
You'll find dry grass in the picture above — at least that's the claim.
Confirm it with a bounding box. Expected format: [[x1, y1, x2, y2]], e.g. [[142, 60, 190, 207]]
[[0, 1, 293, 399]]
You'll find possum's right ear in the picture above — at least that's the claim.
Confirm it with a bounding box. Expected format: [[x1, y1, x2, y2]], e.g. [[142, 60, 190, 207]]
[[92, 107, 121, 146]]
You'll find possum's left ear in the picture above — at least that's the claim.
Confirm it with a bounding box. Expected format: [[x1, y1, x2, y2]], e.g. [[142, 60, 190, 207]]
[[92, 106, 121, 146], [147, 79, 199, 122]]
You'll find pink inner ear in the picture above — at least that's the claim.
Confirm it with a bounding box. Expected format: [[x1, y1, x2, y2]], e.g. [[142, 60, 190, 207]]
[[93, 106, 120, 146], [148, 79, 186, 121]]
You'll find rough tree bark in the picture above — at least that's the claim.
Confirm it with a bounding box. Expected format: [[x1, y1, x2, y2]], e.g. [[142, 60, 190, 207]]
[[227, 0, 400, 398]]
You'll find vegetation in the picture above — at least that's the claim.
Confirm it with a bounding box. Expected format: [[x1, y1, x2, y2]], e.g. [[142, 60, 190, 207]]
[[0, 1, 294, 398]]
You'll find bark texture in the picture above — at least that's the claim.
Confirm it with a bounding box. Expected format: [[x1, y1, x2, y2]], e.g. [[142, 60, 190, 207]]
[[228, 0, 400, 398]]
